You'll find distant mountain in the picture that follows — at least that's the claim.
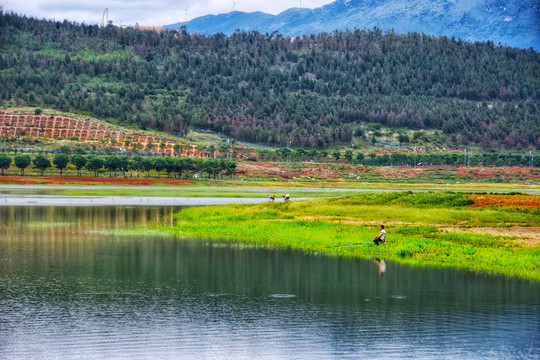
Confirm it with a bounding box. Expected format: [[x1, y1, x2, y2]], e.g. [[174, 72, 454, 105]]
[[165, 0, 540, 50]]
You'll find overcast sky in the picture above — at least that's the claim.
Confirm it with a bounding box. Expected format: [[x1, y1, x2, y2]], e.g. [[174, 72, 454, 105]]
[[2, 0, 334, 26]]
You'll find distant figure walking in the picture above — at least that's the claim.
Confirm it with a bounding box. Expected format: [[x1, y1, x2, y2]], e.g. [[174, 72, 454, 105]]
[[282, 194, 290, 202], [373, 225, 387, 245], [268, 194, 275, 202]]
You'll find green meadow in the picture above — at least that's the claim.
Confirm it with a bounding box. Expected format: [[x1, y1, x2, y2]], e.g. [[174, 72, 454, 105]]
[[143, 192, 539, 281]]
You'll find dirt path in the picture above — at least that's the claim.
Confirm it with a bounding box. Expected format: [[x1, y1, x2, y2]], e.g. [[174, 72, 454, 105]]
[[441, 226, 540, 246]]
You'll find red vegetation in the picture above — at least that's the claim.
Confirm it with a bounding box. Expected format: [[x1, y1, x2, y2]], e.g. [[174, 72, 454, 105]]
[[466, 194, 540, 208], [456, 166, 539, 180]]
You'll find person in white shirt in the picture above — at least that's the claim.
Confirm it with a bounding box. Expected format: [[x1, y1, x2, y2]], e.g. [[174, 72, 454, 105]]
[[373, 225, 387, 245]]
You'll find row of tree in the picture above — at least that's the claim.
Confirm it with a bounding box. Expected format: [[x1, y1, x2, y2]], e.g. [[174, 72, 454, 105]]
[[1, 143, 537, 168], [352, 152, 537, 167], [0, 150, 536, 179], [257, 147, 538, 167], [0, 154, 238, 179], [0, 11, 538, 150]]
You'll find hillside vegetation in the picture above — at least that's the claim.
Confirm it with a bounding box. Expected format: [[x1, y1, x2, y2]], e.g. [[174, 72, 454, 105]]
[[0, 11, 539, 150]]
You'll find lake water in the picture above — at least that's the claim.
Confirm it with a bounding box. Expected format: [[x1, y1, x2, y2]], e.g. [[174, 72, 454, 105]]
[[0, 206, 538, 359]]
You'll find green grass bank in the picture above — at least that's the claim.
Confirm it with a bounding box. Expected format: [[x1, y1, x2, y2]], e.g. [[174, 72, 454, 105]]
[[147, 192, 539, 281]]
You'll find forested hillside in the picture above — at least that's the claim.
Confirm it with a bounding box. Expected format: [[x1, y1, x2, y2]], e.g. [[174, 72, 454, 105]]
[[1, 11, 539, 150]]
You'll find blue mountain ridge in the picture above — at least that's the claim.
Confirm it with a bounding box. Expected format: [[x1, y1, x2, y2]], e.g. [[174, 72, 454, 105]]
[[164, 0, 540, 50]]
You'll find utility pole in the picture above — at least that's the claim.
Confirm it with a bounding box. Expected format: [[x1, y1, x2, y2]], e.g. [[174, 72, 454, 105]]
[[414, 147, 417, 168], [288, 140, 291, 163], [530, 150, 534, 167], [101, 8, 108, 27]]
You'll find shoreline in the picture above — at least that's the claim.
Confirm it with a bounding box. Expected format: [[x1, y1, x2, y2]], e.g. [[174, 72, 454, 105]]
[[1, 183, 539, 195], [147, 193, 540, 281], [0, 195, 276, 206]]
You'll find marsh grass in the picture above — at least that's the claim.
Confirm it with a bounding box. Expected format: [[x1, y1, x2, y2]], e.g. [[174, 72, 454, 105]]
[[143, 192, 539, 280], [93, 229, 173, 237]]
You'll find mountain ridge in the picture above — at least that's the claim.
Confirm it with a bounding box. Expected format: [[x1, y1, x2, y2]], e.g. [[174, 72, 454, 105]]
[[165, 0, 540, 50]]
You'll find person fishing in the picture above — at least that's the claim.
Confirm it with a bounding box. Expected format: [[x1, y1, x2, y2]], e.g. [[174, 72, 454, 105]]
[[373, 225, 387, 245]]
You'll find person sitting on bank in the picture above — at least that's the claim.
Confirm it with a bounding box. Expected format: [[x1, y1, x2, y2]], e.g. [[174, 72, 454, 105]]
[[373, 225, 387, 245]]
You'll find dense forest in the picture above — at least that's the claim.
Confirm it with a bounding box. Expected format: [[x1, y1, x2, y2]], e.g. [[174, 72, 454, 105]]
[[0, 11, 539, 150]]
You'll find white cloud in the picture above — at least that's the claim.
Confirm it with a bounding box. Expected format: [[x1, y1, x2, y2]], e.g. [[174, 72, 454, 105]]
[[2, 0, 334, 26]]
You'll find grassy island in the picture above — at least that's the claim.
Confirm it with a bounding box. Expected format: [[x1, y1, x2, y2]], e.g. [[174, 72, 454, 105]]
[[148, 192, 539, 281]]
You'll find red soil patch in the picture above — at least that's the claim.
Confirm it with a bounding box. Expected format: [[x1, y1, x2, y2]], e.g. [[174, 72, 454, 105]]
[[0, 175, 194, 186], [465, 194, 540, 208], [238, 162, 540, 182], [238, 162, 351, 179], [456, 167, 540, 180]]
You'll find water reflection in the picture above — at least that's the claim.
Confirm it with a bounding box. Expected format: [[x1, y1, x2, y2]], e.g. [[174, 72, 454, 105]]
[[374, 258, 386, 277], [1, 205, 176, 233], [0, 206, 539, 359]]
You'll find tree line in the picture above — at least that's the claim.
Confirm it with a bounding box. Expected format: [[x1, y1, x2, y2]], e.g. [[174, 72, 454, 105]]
[[2, 151, 535, 180], [0, 10, 539, 150], [0, 153, 238, 179], [262, 148, 538, 167]]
